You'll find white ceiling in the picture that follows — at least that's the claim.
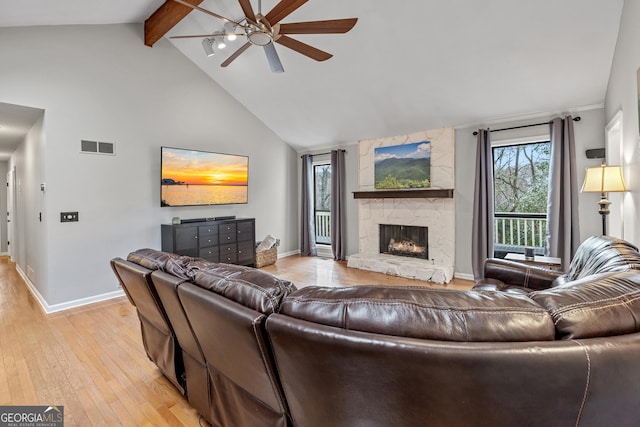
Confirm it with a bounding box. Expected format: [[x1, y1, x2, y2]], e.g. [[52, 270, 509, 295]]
[[0, 0, 624, 152]]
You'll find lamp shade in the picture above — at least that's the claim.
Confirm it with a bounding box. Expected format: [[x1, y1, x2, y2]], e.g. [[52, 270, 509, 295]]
[[581, 165, 627, 193]]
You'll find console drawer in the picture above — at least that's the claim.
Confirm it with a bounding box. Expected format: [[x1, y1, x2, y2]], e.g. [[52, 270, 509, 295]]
[[198, 233, 219, 248], [199, 247, 219, 262], [219, 232, 236, 244], [219, 223, 237, 234]]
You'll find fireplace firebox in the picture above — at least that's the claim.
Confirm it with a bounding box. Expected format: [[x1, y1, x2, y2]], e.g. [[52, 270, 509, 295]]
[[379, 224, 428, 259]]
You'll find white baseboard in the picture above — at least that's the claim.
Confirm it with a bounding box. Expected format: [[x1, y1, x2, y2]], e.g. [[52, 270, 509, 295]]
[[278, 249, 300, 258], [45, 289, 126, 314], [15, 264, 125, 314], [454, 272, 475, 281]]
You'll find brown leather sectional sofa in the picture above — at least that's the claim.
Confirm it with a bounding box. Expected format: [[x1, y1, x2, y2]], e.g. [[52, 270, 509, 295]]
[[111, 235, 640, 427]]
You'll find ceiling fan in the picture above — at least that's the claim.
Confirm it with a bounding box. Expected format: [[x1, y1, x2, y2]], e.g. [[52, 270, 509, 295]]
[[169, 0, 357, 73]]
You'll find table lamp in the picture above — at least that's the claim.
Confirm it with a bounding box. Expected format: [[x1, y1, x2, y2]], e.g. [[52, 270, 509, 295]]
[[581, 164, 627, 235]]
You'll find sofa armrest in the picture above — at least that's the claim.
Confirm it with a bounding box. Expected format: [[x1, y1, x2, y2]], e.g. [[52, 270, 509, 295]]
[[482, 258, 564, 291]]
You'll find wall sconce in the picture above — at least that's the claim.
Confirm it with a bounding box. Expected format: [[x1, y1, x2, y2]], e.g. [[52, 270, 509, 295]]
[[581, 164, 627, 235]]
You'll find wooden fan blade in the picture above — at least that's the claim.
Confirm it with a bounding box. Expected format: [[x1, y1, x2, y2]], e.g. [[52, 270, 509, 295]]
[[264, 44, 285, 73], [279, 18, 357, 34], [221, 42, 252, 67], [265, 0, 308, 25], [237, 0, 256, 23], [276, 35, 332, 61]]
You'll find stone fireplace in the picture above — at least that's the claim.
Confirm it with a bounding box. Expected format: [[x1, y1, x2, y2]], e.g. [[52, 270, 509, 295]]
[[347, 127, 455, 284], [379, 224, 428, 259]]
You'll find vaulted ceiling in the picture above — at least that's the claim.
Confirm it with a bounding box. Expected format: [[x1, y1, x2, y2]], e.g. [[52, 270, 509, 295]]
[[0, 0, 624, 151]]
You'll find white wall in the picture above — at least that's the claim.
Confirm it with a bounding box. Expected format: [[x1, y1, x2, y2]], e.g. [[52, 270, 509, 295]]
[[0, 161, 8, 254], [454, 107, 606, 276], [0, 24, 298, 308], [8, 114, 47, 297], [604, 0, 640, 248]]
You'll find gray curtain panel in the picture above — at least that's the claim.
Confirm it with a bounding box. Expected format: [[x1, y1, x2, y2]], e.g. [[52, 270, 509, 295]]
[[545, 116, 580, 270], [331, 149, 346, 260], [300, 154, 317, 256], [472, 129, 494, 280]]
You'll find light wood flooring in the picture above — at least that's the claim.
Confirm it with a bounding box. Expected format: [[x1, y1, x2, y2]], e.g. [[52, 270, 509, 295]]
[[0, 255, 472, 426]]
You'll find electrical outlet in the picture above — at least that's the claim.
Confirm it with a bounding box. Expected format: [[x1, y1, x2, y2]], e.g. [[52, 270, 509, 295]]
[[60, 212, 79, 222]]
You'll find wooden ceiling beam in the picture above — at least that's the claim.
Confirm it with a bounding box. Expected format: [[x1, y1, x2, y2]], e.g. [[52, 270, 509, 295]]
[[144, 0, 204, 47]]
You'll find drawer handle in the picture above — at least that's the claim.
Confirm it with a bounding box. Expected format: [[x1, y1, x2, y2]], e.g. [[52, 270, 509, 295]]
[[238, 250, 242, 254], [227, 236, 231, 240], [227, 247, 231, 251], [208, 239, 212, 243]]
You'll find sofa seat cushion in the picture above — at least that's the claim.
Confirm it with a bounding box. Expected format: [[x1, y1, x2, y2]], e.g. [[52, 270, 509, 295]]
[[472, 279, 534, 296], [191, 263, 297, 314], [127, 248, 181, 271], [531, 271, 640, 339], [280, 286, 555, 342]]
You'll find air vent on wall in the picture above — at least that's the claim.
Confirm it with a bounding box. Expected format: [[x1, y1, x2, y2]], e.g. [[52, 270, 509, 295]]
[[81, 140, 115, 155]]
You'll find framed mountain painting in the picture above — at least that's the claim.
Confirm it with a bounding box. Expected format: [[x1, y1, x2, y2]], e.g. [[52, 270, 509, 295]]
[[374, 141, 431, 189]]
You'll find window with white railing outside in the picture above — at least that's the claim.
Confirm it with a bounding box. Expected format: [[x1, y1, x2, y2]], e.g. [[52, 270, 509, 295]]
[[314, 163, 331, 244], [492, 139, 550, 257]]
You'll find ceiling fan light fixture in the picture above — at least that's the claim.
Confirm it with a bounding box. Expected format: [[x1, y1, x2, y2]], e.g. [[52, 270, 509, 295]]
[[216, 37, 227, 49], [202, 38, 215, 57], [247, 27, 272, 46], [224, 22, 237, 41]]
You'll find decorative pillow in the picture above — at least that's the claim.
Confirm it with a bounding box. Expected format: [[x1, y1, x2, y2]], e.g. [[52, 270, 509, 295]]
[[280, 286, 555, 342], [531, 271, 640, 339]]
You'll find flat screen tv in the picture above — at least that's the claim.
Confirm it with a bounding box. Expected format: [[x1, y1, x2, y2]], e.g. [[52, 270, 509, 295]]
[[161, 146, 248, 207]]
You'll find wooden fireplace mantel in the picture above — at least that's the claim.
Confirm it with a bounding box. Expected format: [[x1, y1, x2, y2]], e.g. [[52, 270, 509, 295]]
[[353, 189, 454, 199]]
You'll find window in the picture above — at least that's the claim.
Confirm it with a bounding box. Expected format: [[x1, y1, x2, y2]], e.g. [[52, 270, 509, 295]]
[[313, 163, 331, 244], [492, 140, 550, 257]]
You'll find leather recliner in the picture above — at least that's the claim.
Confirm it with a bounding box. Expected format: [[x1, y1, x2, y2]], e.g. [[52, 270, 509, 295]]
[[117, 249, 297, 427], [114, 236, 640, 427], [474, 235, 640, 292], [110, 251, 185, 396]]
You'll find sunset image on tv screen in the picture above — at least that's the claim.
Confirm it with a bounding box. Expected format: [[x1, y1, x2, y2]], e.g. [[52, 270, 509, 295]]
[[161, 147, 248, 206]]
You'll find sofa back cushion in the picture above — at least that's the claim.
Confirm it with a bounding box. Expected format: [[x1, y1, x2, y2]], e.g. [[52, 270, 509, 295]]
[[565, 236, 640, 281], [127, 248, 181, 271], [531, 271, 640, 339], [280, 286, 555, 342], [191, 263, 297, 315]]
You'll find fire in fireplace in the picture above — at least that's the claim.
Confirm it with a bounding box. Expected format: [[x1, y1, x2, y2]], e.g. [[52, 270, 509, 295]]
[[379, 224, 428, 259]]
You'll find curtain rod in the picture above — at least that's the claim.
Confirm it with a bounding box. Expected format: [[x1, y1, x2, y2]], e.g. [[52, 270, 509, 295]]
[[472, 116, 581, 136], [300, 149, 346, 158]]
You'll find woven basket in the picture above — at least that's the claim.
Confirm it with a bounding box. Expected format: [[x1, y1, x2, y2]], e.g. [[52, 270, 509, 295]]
[[256, 247, 277, 268]]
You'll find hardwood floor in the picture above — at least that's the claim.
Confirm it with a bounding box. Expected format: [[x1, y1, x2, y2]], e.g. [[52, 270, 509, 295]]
[[262, 254, 473, 291], [0, 255, 472, 426]]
